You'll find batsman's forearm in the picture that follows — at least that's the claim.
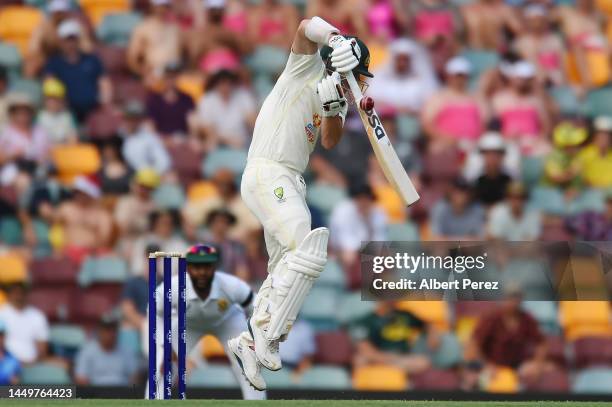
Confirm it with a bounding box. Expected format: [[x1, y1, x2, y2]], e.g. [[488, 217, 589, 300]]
[[320, 116, 343, 149], [305, 16, 340, 45]]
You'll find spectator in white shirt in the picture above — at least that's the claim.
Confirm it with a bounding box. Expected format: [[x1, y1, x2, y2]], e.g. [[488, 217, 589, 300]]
[[196, 70, 256, 150], [368, 38, 439, 115], [120, 100, 171, 175], [0, 283, 49, 364], [330, 184, 388, 267], [487, 181, 541, 241]]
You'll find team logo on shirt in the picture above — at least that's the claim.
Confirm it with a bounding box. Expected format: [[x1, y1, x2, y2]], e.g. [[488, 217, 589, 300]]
[[274, 187, 285, 202], [313, 113, 321, 128], [305, 123, 316, 144], [217, 299, 229, 312]]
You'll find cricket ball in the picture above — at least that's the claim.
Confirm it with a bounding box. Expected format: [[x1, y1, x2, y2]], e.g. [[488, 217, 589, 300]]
[[360, 97, 374, 111]]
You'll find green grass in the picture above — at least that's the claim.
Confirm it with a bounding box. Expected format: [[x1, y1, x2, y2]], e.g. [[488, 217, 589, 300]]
[[1, 401, 611, 407]]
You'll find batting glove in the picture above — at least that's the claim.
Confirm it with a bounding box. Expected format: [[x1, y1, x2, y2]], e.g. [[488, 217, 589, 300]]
[[328, 35, 360, 74], [317, 72, 348, 123]]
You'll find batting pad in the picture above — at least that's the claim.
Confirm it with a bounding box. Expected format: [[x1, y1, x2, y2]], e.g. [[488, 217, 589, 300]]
[[266, 227, 329, 340]]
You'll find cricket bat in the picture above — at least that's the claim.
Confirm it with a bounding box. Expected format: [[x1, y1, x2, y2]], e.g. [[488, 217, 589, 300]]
[[345, 72, 420, 206]]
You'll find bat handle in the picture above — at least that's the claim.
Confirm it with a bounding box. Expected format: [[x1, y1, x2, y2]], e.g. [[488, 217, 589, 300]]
[[345, 72, 363, 104]]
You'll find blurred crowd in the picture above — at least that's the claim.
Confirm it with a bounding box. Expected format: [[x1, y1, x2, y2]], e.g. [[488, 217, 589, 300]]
[[0, 0, 611, 395]]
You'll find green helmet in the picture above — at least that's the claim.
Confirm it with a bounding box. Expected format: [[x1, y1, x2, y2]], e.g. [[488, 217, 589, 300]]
[[320, 36, 374, 78], [185, 244, 221, 264]]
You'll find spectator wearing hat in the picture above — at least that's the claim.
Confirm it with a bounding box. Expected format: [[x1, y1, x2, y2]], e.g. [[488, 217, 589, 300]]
[[183, 168, 260, 241], [37, 77, 78, 145], [422, 56, 488, 152], [43, 19, 112, 122], [487, 182, 541, 241], [127, 0, 185, 80], [75, 314, 139, 386], [368, 38, 439, 115], [145, 62, 195, 138], [0, 283, 49, 364], [195, 70, 256, 150], [471, 133, 513, 206], [430, 177, 485, 240], [114, 168, 161, 237], [513, 4, 565, 86], [543, 122, 587, 189], [0, 320, 20, 384], [578, 116, 612, 188], [330, 184, 388, 267], [463, 131, 521, 184], [120, 100, 171, 175], [26, 0, 94, 77], [491, 61, 551, 155], [0, 67, 7, 128], [54, 176, 113, 264], [0, 92, 50, 169], [202, 208, 248, 280]]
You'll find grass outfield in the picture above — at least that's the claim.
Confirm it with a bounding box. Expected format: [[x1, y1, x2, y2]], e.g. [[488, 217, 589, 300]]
[[2, 401, 611, 407]]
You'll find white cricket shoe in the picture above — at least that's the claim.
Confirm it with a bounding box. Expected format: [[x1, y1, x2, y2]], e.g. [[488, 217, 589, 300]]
[[227, 336, 266, 391], [248, 318, 282, 371]]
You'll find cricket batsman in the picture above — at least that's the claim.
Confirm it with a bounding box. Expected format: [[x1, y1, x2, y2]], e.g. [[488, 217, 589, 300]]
[[227, 17, 373, 390], [149, 244, 266, 400]]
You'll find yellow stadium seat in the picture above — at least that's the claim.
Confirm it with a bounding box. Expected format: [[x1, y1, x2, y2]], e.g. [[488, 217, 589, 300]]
[[485, 366, 519, 393], [455, 316, 479, 344], [353, 365, 408, 391], [396, 301, 450, 331], [367, 41, 389, 72], [201, 335, 225, 360], [80, 0, 130, 26], [559, 301, 612, 341], [566, 51, 611, 87], [0, 253, 27, 285], [598, 0, 612, 15], [176, 73, 205, 104], [48, 224, 65, 251], [0, 6, 44, 57], [0, 289, 6, 305], [373, 185, 406, 224], [187, 181, 219, 202], [51, 144, 101, 184]]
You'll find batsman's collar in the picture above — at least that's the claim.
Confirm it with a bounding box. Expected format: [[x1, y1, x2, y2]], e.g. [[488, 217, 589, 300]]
[[186, 243, 220, 264]]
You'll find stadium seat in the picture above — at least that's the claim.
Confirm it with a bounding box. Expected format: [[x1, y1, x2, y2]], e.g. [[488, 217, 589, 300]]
[[32, 219, 52, 258], [78, 256, 129, 286], [176, 72, 205, 103], [298, 366, 351, 389], [21, 363, 71, 385], [543, 335, 567, 367], [550, 86, 582, 117], [367, 41, 389, 72], [461, 49, 500, 86], [29, 286, 74, 321], [0, 252, 27, 284], [167, 142, 204, 188], [411, 368, 460, 390], [413, 333, 463, 369], [84, 106, 122, 140], [9, 78, 42, 107], [0, 42, 21, 74], [529, 187, 566, 216], [253, 73, 274, 103], [202, 148, 247, 178], [598, 0, 612, 15], [49, 323, 87, 358], [584, 86, 612, 118], [337, 292, 376, 325], [0, 6, 44, 57], [374, 184, 407, 224], [187, 363, 239, 388], [118, 328, 141, 355], [520, 156, 543, 189], [301, 286, 340, 331], [523, 369, 570, 392], [485, 366, 519, 393], [573, 337, 612, 368], [97, 12, 142, 47], [397, 114, 421, 141], [112, 75, 147, 104], [317, 259, 346, 290], [0, 216, 23, 246], [306, 183, 347, 220], [152, 183, 186, 210], [30, 256, 78, 286], [521, 301, 560, 335], [572, 367, 612, 394], [70, 287, 118, 325], [201, 335, 226, 362], [396, 301, 449, 331], [386, 222, 420, 241], [187, 181, 218, 202], [559, 301, 612, 341], [80, 0, 130, 26], [314, 331, 353, 366], [51, 144, 102, 184], [567, 51, 611, 89], [262, 368, 294, 389], [97, 45, 127, 76], [246, 46, 288, 76], [353, 365, 408, 391]]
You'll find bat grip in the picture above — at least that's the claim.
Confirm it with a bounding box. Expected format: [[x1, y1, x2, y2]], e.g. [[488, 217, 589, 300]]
[[345, 72, 363, 104]]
